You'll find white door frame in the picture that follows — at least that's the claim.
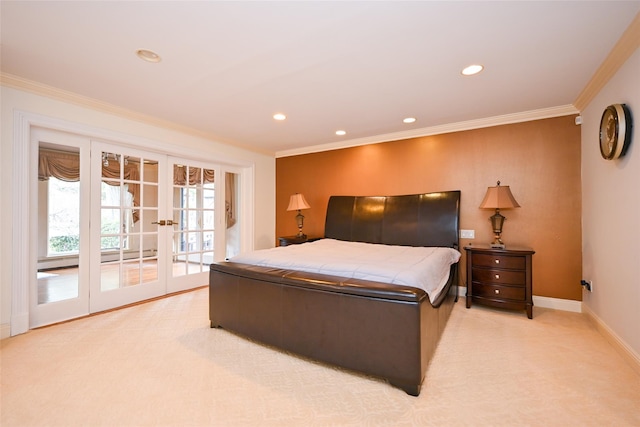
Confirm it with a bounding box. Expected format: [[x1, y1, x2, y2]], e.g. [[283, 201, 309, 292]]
[[11, 110, 255, 335]]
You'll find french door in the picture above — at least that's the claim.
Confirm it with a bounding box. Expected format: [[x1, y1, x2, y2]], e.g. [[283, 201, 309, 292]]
[[165, 157, 218, 293], [31, 134, 228, 326], [89, 142, 168, 313]]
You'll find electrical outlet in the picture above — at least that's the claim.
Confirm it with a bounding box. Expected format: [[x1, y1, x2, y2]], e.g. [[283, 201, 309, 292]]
[[581, 280, 593, 292], [460, 229, 475, 239]]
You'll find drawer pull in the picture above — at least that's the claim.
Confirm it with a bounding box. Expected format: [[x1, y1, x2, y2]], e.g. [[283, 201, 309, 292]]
[[495, 274, 500, 279], [495, 289, 500, 294], [494, 259, 500, 264]]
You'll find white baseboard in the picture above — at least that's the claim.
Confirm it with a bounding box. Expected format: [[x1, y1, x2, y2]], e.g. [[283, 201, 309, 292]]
[[1, 323, 11, 340], [532, 295, 582, 312], [457, 286, 582, 313], [582, 305, 640, 376]]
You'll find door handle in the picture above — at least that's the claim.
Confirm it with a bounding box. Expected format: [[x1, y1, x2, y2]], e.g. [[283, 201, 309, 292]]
[[152, 220, 174, 226]]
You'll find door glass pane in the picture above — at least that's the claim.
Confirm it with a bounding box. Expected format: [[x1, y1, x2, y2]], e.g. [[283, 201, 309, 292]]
[[172, 262, 186, 277], [142, 209, 158, 233], [101, 208, 121, 238], [37, 144, 81, 304], [187, 188, 196, 209], [122, 260, 140, 286], [100, 262, 120, 291], [203, 188, 214, 208], [142, 235, 158, 259], [188, 211, 198, 230], [143, 184, 158, 208], [141, 259, 158, 284], [175, 231, 187, 254], [203, 230, 214, 251], [101, 182, 119, 204], [142, 159, 158, 184]]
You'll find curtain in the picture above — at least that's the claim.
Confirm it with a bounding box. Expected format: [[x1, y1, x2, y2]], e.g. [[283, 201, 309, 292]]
[[39, 149, 141, 222], [173, 165, 214, 185], [225, 173, 236, 228], [38, 149, 80, 182]]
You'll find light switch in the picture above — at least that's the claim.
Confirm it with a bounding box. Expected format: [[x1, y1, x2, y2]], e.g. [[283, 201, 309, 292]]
[[460, 229, 475, 239]]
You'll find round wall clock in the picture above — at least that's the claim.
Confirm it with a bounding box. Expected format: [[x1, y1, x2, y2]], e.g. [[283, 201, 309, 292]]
[[599, 103, 632, 160]]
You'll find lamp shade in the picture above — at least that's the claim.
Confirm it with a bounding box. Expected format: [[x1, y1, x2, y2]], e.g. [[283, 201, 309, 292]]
[[287, 193, 310, 211], [479, 182, 520, 210]]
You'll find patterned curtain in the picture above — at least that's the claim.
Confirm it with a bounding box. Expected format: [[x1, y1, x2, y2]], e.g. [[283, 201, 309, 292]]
[[173, 165, 214, 185], [38, 149, 79, 182]]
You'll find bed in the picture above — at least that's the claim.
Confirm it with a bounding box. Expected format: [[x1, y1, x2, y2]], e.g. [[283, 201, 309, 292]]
[[209, 191, 461, 396]]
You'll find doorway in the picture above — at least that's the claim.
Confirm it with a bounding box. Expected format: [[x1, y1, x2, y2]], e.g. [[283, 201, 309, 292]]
[[31, 129, 237, 327]]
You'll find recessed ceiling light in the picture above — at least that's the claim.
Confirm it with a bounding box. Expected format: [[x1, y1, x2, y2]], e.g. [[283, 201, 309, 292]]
[[403, 117, 417, 124], [136, 49, 161, 63], [273, 113, 286, 121], [336, 130, 346, 136], [462, 64, 484, 76]]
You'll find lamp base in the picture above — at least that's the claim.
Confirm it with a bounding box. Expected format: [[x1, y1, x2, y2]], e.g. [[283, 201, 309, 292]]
[[489, 210, 506, 249], [490, 233, 505, 249], [295, 211, 306, 239]]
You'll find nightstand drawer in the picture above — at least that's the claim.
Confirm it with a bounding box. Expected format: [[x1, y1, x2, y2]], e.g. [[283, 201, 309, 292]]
[[473, 253, 525, 270], [473, 283, 526, 301], [472, 268, 526, 286]]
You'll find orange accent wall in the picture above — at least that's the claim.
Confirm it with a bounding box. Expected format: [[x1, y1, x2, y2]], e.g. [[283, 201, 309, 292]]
[[276, 116, 582, 301]]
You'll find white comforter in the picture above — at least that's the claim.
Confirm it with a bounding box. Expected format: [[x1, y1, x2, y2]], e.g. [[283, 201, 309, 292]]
[[230, 239, 461, 304]]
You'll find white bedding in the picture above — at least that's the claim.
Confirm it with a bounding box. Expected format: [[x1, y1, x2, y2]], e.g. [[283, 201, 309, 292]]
[[230, 239, 461, 304]]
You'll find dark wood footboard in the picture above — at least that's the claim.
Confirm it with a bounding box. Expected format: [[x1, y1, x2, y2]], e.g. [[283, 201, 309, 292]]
[[209, 262, 457, 396]]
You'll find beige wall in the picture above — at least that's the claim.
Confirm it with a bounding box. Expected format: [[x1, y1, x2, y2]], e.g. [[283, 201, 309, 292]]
[[277, 116, 582, 301], [581, 48, 640, 359]]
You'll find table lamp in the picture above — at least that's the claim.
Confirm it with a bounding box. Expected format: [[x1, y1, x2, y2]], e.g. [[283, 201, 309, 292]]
[[287, 193, 311, 238], [479, 181, 520, 249]]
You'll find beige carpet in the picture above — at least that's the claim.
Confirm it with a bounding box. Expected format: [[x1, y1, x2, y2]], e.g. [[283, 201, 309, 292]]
[[2, 288, 639, 426]]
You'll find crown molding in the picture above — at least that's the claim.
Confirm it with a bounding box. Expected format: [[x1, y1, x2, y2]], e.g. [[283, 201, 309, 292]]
[[0, 73, 272, 156], [574, 12, 640, 111], [0, 73, 580, 160], [1, 72, 178, 127], [275, 105, 579, 158]]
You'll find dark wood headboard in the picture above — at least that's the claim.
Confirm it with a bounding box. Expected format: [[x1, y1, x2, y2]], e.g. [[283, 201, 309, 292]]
[[324, 191, 460, 249]]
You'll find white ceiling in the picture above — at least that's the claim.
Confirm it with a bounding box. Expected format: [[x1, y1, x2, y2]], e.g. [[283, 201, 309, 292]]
[[2, 1, 639, 156]]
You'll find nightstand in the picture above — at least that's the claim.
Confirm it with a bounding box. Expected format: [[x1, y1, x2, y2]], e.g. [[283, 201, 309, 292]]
[[465, 245, 535, 319], [278, 235, 320, 246]]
